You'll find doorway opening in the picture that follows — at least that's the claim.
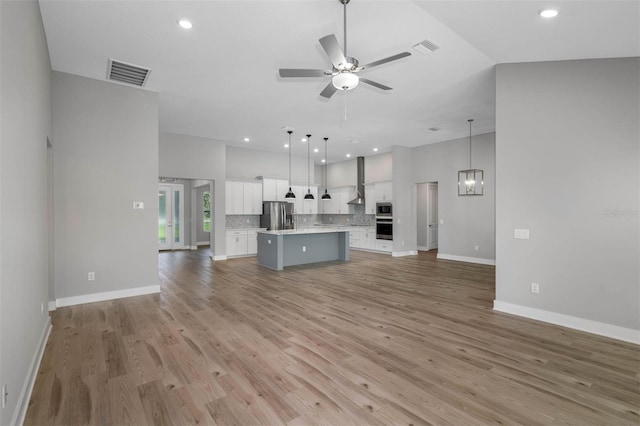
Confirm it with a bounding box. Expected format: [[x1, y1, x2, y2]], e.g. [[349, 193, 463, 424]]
[[158, 182, 185, 250], [417, 182, 438, 251]]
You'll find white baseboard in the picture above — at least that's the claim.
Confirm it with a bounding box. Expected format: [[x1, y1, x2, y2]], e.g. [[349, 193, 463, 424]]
[[213, 255, 227, 261], [197, 241, 210, 246], [13, 317, 51, 426], [437, 253, 496, 266], [417, 246, 429, 251], [56, 285, 160, 308], [392, 250, 418, 257], [493, 300, 640, 345], [190, 245, 198, 250], [48, 300, 56, 312]]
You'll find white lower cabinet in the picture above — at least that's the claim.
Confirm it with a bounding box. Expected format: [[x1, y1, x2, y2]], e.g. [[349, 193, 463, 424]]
[[247, 231, 258, 255], [375, 240, 393, 252], [226, 229, 262, 257], [363, 228, 376, 250], [348, 227, 379, 251], [349, 229, 363, 248]]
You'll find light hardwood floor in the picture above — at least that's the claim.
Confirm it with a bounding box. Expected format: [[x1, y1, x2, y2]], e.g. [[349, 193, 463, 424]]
[[26, 249, 639, 425]]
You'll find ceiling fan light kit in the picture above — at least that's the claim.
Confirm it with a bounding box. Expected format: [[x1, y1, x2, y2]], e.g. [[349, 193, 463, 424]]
[[278, 0, 410, 99], [332, 72, 359, 90]]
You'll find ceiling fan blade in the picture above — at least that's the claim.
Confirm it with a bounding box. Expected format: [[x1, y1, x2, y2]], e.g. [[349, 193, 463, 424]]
[[319, 81, 338, 99], [360, 78, 392, 91], [319, 34, 347, 69], [361, 52, 411, 70], [279, 69, 328, 78]]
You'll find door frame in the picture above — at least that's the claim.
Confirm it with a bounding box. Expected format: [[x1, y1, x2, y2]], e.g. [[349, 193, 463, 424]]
[[158, 183, 185, 250]]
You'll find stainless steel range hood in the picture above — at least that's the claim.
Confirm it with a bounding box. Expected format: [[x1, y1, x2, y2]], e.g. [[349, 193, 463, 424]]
[[347, 156, 365, 205]]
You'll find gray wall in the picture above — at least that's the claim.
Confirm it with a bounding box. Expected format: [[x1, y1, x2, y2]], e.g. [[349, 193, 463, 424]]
[[324, 152, 392, 188], [52, 72, 159, 299], [0, 1, 52, 424], [159, 133, 226, 258], [226, 145, 317, 185], [411, 133, 496, 261], [495, 58, 639, 332], [392, 146, 417, 254]]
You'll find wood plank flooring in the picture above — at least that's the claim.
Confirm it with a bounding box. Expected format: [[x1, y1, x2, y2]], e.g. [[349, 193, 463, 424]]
[[25, 249, 639, 425]]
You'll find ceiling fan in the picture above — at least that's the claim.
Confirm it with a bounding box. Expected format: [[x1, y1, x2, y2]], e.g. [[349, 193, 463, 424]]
[[278, 0, 411, 99]]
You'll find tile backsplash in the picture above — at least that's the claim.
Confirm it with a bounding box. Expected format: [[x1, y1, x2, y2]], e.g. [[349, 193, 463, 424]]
[[225, 204, 374, 229], [226, 215, 260, 229]]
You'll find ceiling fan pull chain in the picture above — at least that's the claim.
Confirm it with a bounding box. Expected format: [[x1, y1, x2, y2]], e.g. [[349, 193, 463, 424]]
[[344, 89, 348, 121]]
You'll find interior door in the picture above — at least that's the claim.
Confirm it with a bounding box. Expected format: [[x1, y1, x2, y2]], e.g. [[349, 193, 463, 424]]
[[158, 183, 185, 250], [427, 182, 438, 250]]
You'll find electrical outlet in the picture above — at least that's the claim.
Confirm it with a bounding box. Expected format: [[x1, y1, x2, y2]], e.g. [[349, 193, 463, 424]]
[[302, 246, 306, 252], [531, 282, 540, 294], [474, 245, 479, 251], [2, 384, 7, 409], [88, 272, 95, 281]]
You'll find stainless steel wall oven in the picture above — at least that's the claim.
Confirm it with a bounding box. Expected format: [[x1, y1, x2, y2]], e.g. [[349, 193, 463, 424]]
[[376, 218, 393, 240]]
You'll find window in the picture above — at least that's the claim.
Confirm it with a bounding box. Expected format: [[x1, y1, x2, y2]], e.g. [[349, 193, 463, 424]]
[[203, 191, 211, 232]]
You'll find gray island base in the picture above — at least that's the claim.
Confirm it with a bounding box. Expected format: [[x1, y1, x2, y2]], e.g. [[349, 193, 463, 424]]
[[257, 229, 350, 270]]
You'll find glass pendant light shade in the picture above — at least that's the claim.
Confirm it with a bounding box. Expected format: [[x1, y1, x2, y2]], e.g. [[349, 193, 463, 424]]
[[321, 137, 331, 199], [332, 73, 359, 91], [284, 130, 296, 199], [458, 119, 484, 196]]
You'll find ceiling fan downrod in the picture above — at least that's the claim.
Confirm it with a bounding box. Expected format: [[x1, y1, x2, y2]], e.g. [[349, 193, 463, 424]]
[[341, 0, 350, 57]]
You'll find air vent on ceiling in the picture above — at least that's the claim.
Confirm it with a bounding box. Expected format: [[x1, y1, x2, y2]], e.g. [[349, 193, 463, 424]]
[[107, 58, 151, 87], [413, 39, 440, 55]]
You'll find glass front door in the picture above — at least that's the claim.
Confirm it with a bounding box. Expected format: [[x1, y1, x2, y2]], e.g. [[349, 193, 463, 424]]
[[158, 183, 184, 250]]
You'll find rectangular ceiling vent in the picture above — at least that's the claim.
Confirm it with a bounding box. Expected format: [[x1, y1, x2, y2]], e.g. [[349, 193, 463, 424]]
[[107, 58, 151, 87], [413, 39, 440, 55]]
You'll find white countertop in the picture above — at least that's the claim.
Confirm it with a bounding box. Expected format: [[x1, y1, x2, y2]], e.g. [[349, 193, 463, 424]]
[[258, 228, 350, 236]]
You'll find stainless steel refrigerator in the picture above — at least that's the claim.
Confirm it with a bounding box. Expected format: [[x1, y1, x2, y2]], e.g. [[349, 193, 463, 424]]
[[260, 201, 294, 230]]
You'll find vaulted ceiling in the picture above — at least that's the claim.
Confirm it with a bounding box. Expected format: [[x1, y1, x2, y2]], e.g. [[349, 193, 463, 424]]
[[39, 0, 639, 163]]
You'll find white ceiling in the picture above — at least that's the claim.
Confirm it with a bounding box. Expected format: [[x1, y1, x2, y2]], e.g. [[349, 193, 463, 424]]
[[39, 0, 639, 163]]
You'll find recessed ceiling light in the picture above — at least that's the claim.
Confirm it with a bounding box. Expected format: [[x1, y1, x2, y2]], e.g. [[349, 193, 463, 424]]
[[321, 159, 326, 163], [313, 148, 319, 153], [346, 154, 351, 158], [373, 148, 379, 152], [539, 9, 558, 18], [284, 143, 289, 148], [243, 137, 250, 142], [301, 138, 307, 142], [178, 19, 193, 29]]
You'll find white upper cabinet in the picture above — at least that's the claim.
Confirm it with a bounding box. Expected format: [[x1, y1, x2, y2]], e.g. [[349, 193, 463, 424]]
[[226, 180, 264, 215], [225, 181, 244, 214], [375, 181, 393, 202], [364, 184, 376, 215], [262, 178, 290, 202], [325, 186, 355, 214], [243, 182, 263, 215], [291, 185, 318, 214]]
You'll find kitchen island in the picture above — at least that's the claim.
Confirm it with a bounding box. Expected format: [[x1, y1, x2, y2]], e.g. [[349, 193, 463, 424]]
[[257, 228, 349, 270]]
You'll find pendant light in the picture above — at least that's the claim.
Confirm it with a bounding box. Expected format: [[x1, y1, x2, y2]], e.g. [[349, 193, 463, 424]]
[[304, 134, 315, 200], [321, 137, 331, 200], [284, 130, 296, 199], [458, 119, 484, 196]]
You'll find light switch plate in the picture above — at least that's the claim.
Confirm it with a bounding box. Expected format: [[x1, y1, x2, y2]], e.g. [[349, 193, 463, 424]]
[[133, 201, 144, 209], [514, 229, 530, 239]]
